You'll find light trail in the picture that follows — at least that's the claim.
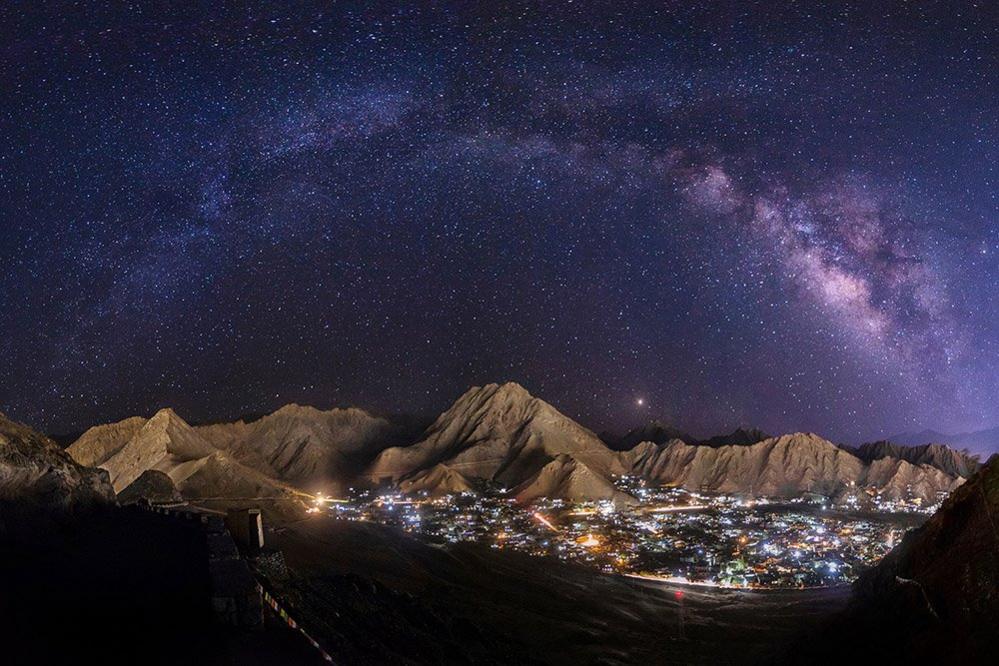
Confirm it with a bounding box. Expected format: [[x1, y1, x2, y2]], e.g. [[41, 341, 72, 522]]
[[532, 511, 560, 533], [176, 496, 310, 501], [645, 504, 711, 513], [625, 573, 725, 588], [625, 573, 847, 591]]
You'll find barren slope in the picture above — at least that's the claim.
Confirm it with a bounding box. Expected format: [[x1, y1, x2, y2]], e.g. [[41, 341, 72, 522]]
[[66, 416, 146, 468], [853, 440, 980, 478], [512, 454, 635, 505], [198, 404, 400, 492], [67, 408, 306, 509]]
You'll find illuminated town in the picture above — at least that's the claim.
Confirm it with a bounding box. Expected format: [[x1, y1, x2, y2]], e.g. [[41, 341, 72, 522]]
[[314, 478, 936, 589]]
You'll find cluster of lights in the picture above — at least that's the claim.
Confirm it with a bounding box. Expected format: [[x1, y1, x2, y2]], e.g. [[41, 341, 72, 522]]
[[314, 480, 924, 589]]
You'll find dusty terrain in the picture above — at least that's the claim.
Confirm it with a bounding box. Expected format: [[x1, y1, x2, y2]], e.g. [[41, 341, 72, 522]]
[[261, 516, 849, 665]]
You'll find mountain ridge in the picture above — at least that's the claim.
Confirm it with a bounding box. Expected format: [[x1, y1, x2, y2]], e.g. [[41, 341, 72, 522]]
[[66, 408, 305, 511], [60, 383, 976, 507], [887, 426, 999, 459]]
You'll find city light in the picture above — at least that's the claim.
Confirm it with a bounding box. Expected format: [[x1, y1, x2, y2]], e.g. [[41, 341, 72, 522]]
[[317, 479, 928, 589]]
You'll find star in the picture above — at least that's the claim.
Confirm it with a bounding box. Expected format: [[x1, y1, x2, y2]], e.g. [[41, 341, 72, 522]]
[[0, 2, 993, 446]]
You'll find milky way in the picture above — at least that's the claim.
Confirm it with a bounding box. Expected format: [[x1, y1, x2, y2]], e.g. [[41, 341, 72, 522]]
[[1, 2, 996, 440]]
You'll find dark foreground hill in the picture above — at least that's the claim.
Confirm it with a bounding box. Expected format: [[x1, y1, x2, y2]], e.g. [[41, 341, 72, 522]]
[[785, 454, 999, 664], [0, 503, 322, 666], [262, 516, 848, 665], [0, 410, 320, 665]]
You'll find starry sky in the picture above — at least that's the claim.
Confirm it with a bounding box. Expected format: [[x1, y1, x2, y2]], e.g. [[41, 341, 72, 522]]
[[1, 2, 996, 441]]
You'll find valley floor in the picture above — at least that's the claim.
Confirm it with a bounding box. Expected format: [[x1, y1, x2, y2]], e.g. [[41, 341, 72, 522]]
[[261, 516, 850, 665]]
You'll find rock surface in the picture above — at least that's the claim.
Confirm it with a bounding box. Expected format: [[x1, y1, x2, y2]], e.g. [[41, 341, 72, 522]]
[[862, 456, 965, 502], [117, 469, 182, 504], [618, 433, 966, 504], [853, 454, 999, 620], [65, 416, 146, 468], [398, 463, 474, 496], [0, 412, 113, 507], [620, 434, 866, 498]]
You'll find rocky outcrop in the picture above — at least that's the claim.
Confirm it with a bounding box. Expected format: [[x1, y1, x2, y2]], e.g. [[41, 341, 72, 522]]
[[368, 383, 625, 499], [0, 412, 113, 507], [117, 469, 182, 504], [65, 416, 146, 468], [95, 409, 217, 492]]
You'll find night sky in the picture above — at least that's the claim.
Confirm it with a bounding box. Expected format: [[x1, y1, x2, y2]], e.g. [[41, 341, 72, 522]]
[[1, 2, 996, 441]]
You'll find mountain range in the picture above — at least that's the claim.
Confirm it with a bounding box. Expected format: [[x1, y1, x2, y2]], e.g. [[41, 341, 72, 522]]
[[33, 382, 977, 509], [887, 426, 999, 459], [66, 408, 307, 515], [602, 421, 769, 450], [364, 383, 972, 505], [367, 382, 629, 500], [849, 440, 980, 478], [3, 387, 993, 663]]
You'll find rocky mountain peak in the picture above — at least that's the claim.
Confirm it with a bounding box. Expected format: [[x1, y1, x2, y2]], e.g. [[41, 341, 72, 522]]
[[512, 453, 635, 506], [368, 382, 617, 492]]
